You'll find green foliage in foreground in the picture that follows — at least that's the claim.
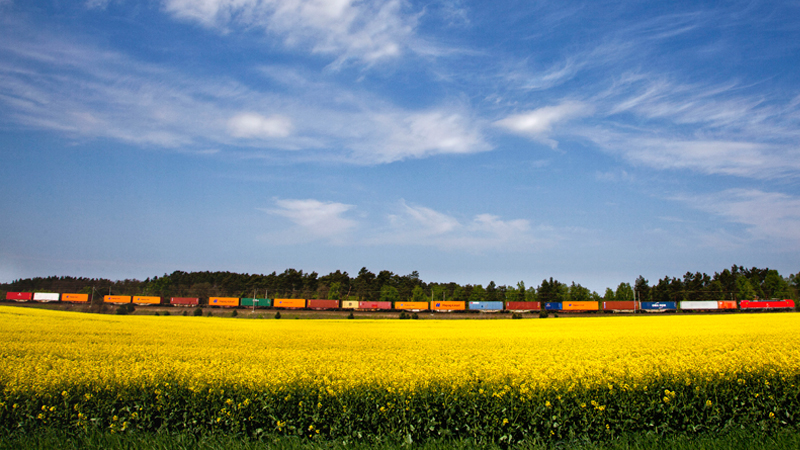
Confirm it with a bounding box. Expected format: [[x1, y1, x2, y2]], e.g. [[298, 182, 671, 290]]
[[2, 372, 798, 447], [1, 428, 799, 450]]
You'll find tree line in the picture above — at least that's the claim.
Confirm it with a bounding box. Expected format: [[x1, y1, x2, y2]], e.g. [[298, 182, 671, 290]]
[[1, 265, 798, 304]]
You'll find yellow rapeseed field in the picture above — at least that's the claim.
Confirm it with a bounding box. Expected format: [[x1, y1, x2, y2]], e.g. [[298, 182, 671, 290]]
[[1, 306, 798, 443]]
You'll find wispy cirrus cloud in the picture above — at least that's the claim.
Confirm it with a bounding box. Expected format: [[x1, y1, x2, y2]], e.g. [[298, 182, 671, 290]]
[[163, 0, 418, 68], [674, 189, 800, 248], [267, 199, 561, 251], [378, 201, 556, 251], [494, 101, 592, 148], [0, 22, 488, 164], [266, 198, 357, 240]]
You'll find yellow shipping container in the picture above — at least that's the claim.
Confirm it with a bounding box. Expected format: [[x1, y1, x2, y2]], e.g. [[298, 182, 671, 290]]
[[104, 295, 131, 304], [62, 293, 89, 303], [431, 301, 465, 311], [133, 296, 161, 305], [562, 301, 599, 311], [274, 298, 306, 308], [395, 302, 429, 310], [208, 297, 239, 307], [341, 300, 359, 309]]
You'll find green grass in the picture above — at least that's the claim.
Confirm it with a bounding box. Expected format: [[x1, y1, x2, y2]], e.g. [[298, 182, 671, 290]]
[[1, 430, 798, 450]]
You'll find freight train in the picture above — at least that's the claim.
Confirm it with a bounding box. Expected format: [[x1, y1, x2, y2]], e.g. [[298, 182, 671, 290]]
[[3, 292, 796, 313]]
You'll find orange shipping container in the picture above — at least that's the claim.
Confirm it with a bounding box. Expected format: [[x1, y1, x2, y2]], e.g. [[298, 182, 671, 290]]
[[104, 295, 131, 304], [274, 298, 306, 308], [563, 301, 599, 311], [395, 301, 429, 310], [133, 296, 161, 305], [209, 297, 239, 307], [717, 301, 737, 310], [62, 293, 89, 303], [431, 301, 465, 311]]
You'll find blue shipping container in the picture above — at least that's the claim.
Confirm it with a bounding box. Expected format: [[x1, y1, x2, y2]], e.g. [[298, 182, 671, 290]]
[[468, 301, 504, 311], [545, 302, 562, 310], [640, 301, 677, 310]]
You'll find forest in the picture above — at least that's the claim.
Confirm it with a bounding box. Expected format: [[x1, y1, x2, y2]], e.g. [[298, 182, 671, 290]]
[[2, 265, 799, 305]]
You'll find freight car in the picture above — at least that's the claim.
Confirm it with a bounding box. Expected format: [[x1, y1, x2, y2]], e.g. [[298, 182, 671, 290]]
[[4, 291, 797, 316]]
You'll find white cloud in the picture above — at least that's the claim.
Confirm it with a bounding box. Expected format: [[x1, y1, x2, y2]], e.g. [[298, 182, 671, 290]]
[[162, 0, 416, 67], [0, 27, 488, 164], [494, 101, 592, 147], [358, 110, 490, 163], [676, 189, 800, 247], [398, 201, 460, 235], [228, 113, 292, 139], [376, 201, 552, 251], [585, 129, 800, 178], [267, 199, 357, 239]]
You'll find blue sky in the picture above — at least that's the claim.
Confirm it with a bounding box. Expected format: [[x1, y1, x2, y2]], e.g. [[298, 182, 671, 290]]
[[1, 0, 799, 292]]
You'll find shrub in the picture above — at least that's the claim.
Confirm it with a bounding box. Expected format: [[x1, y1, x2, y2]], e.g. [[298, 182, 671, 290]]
[[347, 312, 354, 319], [539, 310, 549, 318], [412, 312, 419, 319], [399, 312, 409, 320], [193, 308, 203, 317], [274, 311, 281, 319], [231, 310, 238, 317]]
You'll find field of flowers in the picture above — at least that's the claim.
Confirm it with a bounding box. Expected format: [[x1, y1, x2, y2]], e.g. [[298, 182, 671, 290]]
[[1, 307, 798, 445]]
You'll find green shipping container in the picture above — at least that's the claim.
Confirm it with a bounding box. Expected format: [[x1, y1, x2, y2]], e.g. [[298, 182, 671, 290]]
[[240, 298, 272, 308]]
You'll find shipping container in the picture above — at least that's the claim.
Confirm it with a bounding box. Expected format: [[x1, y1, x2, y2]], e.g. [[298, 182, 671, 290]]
[[307, 299, 339, 309], [468, 301, 504, 311], [341, 300, 359, 309], [62, 293, 89, 303], [358, 301, 392, 310], [603, 301, 636, 311], [5, 292, 33, 301], [32, 292, 60, 302], [680, 301, 719, 310], [717, 300, 737, 310], [431, 301, 466, 311], [640, 301, 677, 311], [544, 302, 562, 310], [133, 296, 161, 305], [563, 301, 599, 311], [505, 301, 541, 311], [240, 298, 272, 308], [740, 300, 795, 309], [395, 301, 429, 310], [170, 297, 199, 306], [209, 297, 239, 307], [274, 298, 306, 308], [104, 295, 131, 304]]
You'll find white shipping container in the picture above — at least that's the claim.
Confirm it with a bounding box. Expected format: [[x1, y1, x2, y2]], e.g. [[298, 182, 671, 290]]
[[680, 301, 718, 310], [33, 292, 60, 302]]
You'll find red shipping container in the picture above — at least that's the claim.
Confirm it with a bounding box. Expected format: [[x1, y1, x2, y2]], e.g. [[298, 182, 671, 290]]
[[307, 299, 339, 309], [170, 297, 199, 306], [506, 301, 541, 311], [741, 300, 795, 309], [6, 292, 33, 301], [358, 301, 392, 310], [603, 301, 636, 311]]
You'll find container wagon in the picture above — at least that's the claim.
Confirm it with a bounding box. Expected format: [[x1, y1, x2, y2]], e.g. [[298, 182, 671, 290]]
[[505, 301, 541, 311], [170, 297, 199, 307], [33, 293, 60, 302], [431, 301, 466, 311], [240, 298, 272, 308], [307, 299, 338, 309], [468, 301, 504, 311], [5, 292, 33, 302]]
